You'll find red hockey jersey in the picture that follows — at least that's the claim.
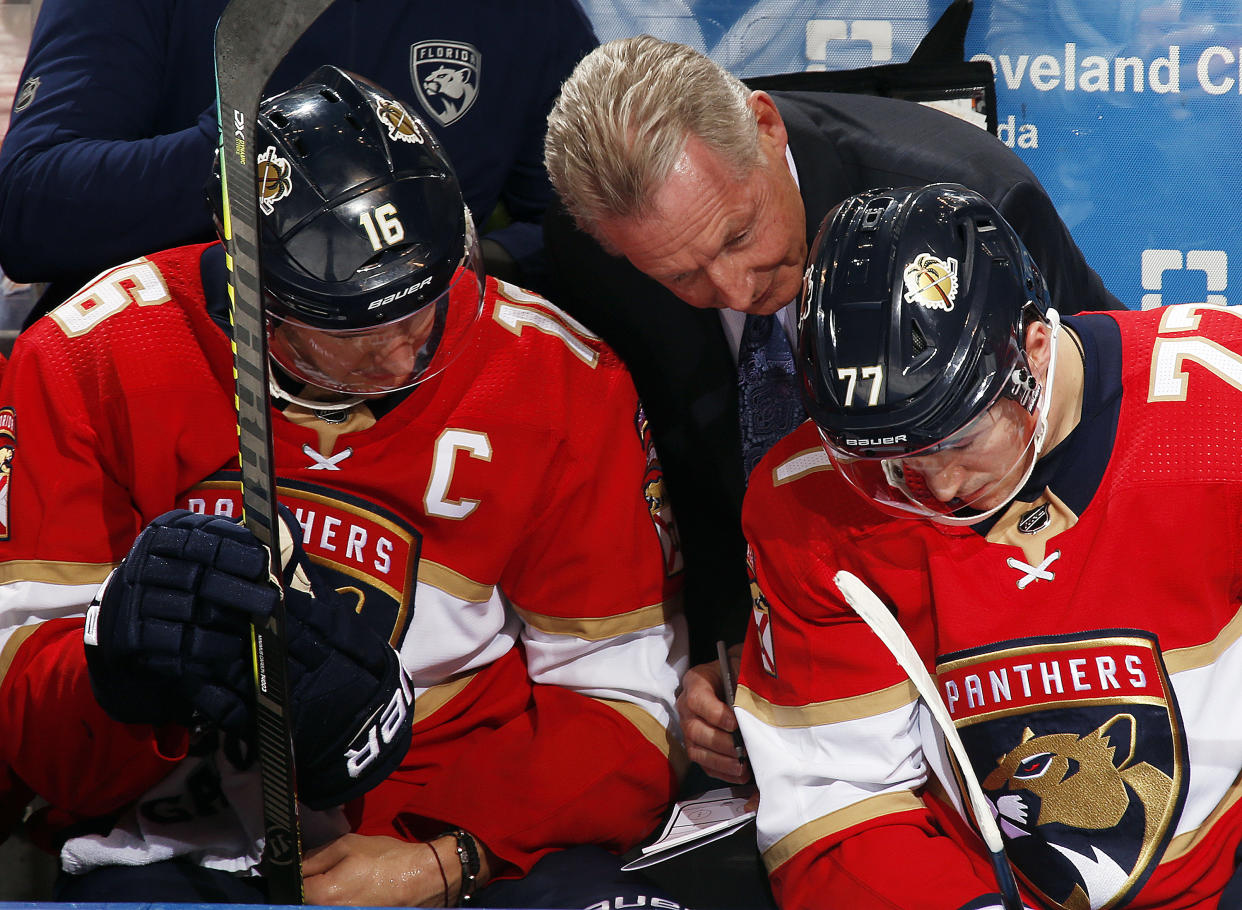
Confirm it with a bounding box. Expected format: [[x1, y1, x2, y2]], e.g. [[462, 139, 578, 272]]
[[737, 305, 1242, 910], [0, 243, 686, 877]]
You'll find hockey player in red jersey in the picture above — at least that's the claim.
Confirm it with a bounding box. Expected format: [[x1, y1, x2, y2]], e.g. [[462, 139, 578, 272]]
[[0, 67, 686, 905], [736, 183, 1242, 910]]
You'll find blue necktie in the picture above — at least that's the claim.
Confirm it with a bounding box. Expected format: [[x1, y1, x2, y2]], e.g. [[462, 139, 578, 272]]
[[737, 313, 806, 480]]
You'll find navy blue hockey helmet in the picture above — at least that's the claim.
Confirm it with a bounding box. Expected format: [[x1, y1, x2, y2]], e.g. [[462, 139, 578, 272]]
[[798, 183, 1054, 523], [209, 65, 483, 396]]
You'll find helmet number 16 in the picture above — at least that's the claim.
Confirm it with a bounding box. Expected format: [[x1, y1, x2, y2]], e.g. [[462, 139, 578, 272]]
[[838, 365, 884, 407], [359, 203, 406, 251]]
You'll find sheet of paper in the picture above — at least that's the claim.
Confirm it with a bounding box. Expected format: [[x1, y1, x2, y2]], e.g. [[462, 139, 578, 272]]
[[620, 786, 757, 871]]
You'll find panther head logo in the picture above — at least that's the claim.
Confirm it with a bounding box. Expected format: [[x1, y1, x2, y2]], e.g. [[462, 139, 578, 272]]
[[422, 66, 475, 118], [982, 715, 1174, 910]]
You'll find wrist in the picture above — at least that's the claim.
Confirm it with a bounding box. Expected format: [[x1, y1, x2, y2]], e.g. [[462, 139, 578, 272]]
[[441, 829, 482, 905]]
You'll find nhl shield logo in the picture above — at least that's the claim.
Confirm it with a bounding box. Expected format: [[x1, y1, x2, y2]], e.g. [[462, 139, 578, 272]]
[[410, 41, 481, 126], [938, 630, 1187, 910]]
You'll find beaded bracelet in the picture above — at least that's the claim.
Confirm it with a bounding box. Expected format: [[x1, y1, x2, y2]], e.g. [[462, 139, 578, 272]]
[[446, 829, 480, 905]]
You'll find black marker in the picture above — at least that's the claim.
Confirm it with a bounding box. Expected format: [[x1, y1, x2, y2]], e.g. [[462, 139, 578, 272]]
[[716, 640, 747, 762]]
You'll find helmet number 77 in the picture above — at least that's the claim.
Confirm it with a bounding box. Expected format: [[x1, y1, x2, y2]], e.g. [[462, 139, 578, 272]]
[[838, 365, 884, 407]]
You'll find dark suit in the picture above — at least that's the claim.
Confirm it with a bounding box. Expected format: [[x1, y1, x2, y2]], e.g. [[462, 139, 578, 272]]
[[544, 90, 1124, 665]]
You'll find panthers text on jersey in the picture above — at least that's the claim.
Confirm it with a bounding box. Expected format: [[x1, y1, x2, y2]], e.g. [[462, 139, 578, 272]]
[[736, 305, 1242, 910], [0, 242, 686, 875]]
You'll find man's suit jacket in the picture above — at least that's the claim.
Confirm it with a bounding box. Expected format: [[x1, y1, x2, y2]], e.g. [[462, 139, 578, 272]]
[[543, 90, 1124, 664]]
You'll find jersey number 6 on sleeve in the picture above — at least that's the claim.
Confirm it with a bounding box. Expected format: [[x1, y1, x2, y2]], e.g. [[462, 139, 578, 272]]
[[50, 259, 172, 338]]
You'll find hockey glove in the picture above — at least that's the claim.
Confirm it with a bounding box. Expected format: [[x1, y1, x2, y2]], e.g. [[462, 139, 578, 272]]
[[84, 509, 277, 729], [84, 507, 413, 809], [274, 508, 413, 809]]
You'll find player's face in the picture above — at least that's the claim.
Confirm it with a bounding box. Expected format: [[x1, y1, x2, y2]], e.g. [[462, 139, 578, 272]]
[[890, 396, 1040, 514], [595, 93, 806, 316], [271, 306, 438, 396]]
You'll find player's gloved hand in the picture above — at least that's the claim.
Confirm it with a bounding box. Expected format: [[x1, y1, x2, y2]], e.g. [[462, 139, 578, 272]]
[[84, 509, 277, 730], [274, 508, 413, 809], [84, 507, 413, 808]]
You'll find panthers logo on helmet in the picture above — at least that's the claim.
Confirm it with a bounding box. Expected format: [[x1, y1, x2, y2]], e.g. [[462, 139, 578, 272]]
[[256, 146, 292, 215], [409, 41, 481, 126], [376, 100, 425, 145], [903, 253, 959, 311]]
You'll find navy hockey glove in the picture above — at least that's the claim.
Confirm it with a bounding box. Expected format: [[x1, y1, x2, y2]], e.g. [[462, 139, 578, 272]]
[[274, 508, 413, 809], [84, 507, 413, 809], [84, 509, 277, 729]]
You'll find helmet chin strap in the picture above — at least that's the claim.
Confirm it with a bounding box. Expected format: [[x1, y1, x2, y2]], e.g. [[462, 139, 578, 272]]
[[267, 362, 369, 414], [936, 307, 1062, 527]]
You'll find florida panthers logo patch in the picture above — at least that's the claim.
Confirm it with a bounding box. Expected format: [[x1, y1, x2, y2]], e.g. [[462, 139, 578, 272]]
[[746, 548, 776, 677], [256, 146, 292, 215], [938, 630, 1187, 910], [410, 41, 480, 126], [376, 100, 426, 145], [634, 406, 683, 577], [0, 408, 14, 540], [903, 253, 959, 311]]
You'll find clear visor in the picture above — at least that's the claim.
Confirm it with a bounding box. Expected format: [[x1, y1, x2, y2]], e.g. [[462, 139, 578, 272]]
[[824, 376, 1044, 526], [267, 234, 484, 398]]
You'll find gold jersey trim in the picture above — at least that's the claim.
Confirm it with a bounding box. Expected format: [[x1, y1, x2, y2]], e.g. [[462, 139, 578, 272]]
[[735, 678, 919, 728], [417, 560, 495, 604], [762, 790, 924, 872], [772, 446, 833, 487], [0, 559, 115, 587], [1163, 601, 1242, 674], [593, 696, 689, 779], [412, 670, 480, 725], [510, 598, 681, 642], [1161, 773, 1242, 863], [0, 623, 41, 683]]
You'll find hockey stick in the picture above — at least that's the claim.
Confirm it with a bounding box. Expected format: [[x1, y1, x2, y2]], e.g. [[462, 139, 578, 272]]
[[213, 0, 332, 902], [833, 570, 1024, 910]]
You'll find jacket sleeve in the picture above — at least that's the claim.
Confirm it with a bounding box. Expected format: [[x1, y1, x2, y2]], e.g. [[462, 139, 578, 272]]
[[994, 180, 1125, 314], [0, 0, 219, 289]]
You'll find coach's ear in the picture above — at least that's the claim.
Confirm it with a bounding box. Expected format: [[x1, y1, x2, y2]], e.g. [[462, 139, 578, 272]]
[[748, 91, 789, 156]]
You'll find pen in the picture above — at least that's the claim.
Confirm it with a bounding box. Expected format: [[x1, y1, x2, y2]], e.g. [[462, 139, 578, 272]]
[[716, 639, 748, 763]]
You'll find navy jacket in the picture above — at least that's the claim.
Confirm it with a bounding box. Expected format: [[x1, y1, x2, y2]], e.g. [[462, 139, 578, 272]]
[[545, 89, 1126, 664], [0, 0, 596, 317]]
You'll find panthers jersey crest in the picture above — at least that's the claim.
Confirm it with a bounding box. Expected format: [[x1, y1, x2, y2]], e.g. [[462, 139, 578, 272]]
[[409, 41, 481, 126], [938, 630, 1188, 910], [181, 474, 420, 649]]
